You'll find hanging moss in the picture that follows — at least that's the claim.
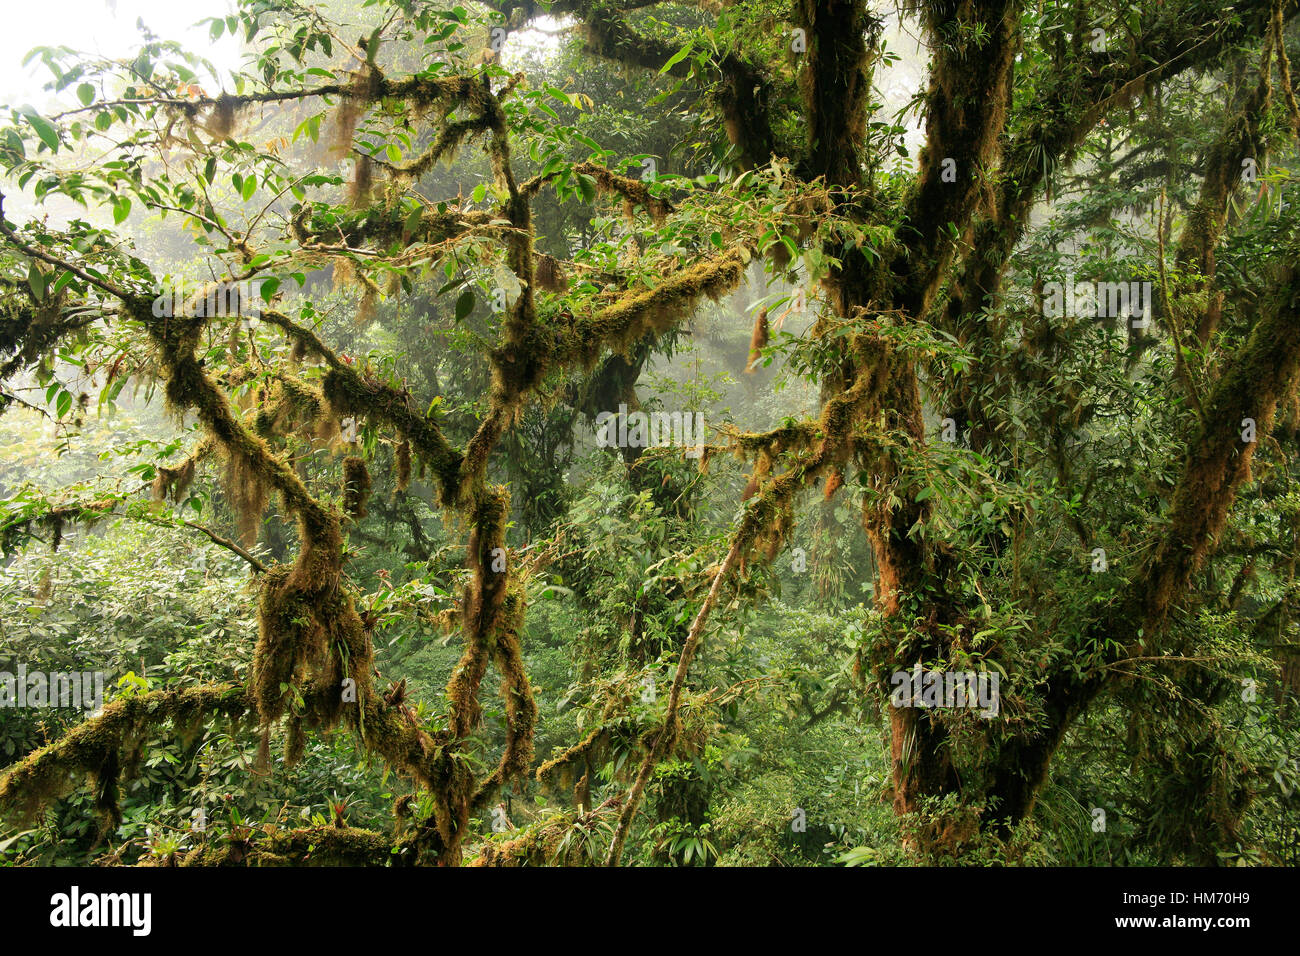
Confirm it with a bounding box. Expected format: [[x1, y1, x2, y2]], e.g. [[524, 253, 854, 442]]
[[533, 253, 566, 293], [356, 283, 379, 326], [824, 469, 844, 499], [349, 154, 374, 208], [395, 439, 411, 493], [223, 450, 269, 549], [151, 456, 196, 504], [206, 93, 240, 140], [328, 66, 381, 158], [343, 456, 372, 522], [92, 749, 122, 828], [745, 308, 769, 372]]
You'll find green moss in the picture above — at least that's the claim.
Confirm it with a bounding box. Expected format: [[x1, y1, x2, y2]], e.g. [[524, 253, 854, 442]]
[[178, 826, 393, 866], [342, 456, 372, 521], [0, 686, 250, 825]]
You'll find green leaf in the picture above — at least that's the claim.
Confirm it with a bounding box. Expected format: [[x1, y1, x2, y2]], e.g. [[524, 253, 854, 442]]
[[260, 277, 280, 302], [660, 39, 695, 75], [402, 204, 424, 240], [27, 261, 46, 300], [24, 112, 59, 152], [454, 287, 475, 322], [76, 83, 95, 106], [112, 196, 131, 225]]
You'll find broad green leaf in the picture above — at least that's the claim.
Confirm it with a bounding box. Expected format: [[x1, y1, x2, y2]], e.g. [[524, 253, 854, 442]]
[[24, 112, 59, 152], [27, 261, 46, 300], [660, 39, 695, 74], [455, 287, 475, 322]]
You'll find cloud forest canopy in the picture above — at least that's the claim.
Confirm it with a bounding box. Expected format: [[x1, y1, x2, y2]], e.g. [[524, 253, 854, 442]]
[[0, 0, 1297, 867]]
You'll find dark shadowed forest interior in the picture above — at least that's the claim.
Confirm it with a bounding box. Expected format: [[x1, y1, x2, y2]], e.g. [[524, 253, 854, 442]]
[[0, 0, 1298, 873]]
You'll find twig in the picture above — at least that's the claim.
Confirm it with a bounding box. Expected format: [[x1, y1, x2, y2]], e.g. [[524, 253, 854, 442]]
[[180, 519, 269, 574], [135, 512, 268, 573], [604, 535, 743, 866]]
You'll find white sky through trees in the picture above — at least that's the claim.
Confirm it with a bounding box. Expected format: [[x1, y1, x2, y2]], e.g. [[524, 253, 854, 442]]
[[0, 0, 241, 107]]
